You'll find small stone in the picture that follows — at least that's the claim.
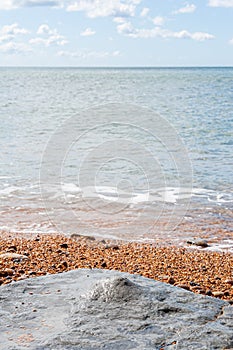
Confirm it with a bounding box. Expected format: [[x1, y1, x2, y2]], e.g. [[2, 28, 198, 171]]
[[212, 291, 224, 297], [158, 275, 169, 280], [85, 236, 95, 241], [225, 279, 233, 285], [205, 290, 212, 296], [8, 245, 17, 251], [105, 244, 119, 250], [186, 239, 209, 248], [5, 268, 14, 276], [195, 240, 209, 248], [190, 281, 200, 287], [190, 286, 201, 291], [60, 243, 68, 249], [37, 271, 46, 276], [186, 240, 193, 245], [176, 284, 190, 291], [197, 289, 206, 294], [59, 261, 68, 269], [0, 268, 14, 277], [0, 270, 8, 278], [70, 233, 81, 239], [16, 275, 27, 281], [28, 271, 37, 276], [0, 253, 29, 260], [167, 277, 175, 284]]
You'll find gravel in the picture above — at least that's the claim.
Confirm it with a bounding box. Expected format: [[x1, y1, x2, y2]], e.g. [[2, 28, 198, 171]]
[[0, 233, 233, 302]]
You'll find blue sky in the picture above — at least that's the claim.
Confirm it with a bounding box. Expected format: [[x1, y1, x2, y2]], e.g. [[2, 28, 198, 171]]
[[0, 0, 233, 66]]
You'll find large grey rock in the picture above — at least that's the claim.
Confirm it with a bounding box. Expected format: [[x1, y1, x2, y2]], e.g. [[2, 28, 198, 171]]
[[0, 269, 232, 349]]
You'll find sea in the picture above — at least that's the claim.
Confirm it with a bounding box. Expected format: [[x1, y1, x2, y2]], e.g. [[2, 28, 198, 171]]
[[0, 67, 232, 251]]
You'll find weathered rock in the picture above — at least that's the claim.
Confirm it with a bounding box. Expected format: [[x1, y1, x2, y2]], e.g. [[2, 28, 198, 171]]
[[0, 269, 232, 350]]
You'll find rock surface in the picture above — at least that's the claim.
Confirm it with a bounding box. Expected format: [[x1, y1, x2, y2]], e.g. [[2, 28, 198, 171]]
[[0, 269, 232, 350]]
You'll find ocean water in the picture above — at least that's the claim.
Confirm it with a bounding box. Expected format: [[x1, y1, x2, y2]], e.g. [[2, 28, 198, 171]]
[[0, 67, 232, 249]]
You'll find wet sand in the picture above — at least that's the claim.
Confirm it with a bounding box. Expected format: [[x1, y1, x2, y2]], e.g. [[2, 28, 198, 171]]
[[0, 232, 233, 302]]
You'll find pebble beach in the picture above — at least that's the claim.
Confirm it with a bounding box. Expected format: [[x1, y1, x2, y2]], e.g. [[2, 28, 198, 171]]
[[0, 233, 232, 303]]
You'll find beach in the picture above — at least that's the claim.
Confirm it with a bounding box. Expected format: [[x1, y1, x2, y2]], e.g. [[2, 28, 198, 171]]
[[0, 68, 232, 304], [1, 232, 233, 303]]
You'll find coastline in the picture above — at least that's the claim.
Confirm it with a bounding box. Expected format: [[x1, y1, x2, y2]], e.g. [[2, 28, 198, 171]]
[[0, 232, 232, 303]]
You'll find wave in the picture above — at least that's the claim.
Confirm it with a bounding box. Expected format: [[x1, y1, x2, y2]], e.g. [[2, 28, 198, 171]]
[[0, 182, 232, 206]]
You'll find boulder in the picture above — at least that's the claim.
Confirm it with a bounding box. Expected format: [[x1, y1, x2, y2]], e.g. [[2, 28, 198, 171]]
[[0, 269, 232, 349]]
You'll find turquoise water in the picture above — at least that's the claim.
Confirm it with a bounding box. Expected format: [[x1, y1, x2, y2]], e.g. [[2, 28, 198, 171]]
[[0, 67, 232, 248]]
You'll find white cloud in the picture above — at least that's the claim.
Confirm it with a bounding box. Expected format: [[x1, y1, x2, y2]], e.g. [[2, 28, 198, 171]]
[[174, 4, 196, 14], [66, 0, 141, 18], [117, 22, 215, 41], [153, 16, 165, 26], [80, 27, 96, 36], [4, 23, 29, 35], [57, 49, 120, 59], [191, 32, 214, 41], [0, 22, 68, 56], [117, 21, 135, 35], [208, 0, 233, 6], [30, 24, 68, 46], [0, 0, 16, 10], [0, 0, 59, 10], [140, 7, 149, 17], [21, 0, 59, 6], [0, 23, 29, 43], [0, 41, 31, 54], [0, 23, 31, 55], [113, 17, 126, 23], [29, 35, 67, 46], [229, 37, 233, 44], [37, 24, 55, 35]]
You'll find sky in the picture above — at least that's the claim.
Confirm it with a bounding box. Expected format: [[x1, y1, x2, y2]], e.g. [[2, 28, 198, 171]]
[[0, 0, 233, 66]]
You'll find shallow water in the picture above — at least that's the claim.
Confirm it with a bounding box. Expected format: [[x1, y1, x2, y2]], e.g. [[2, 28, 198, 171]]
[[0, 67, 232, 249]]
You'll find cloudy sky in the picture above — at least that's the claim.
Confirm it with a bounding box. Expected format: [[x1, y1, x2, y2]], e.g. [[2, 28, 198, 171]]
[[0, 0, 233, 66]]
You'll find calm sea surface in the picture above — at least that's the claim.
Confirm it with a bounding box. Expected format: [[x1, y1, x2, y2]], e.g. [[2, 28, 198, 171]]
[[0, 67, 232, 250]]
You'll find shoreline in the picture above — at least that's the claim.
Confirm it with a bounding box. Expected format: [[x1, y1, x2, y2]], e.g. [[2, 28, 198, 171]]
[[0, 232, 233, 303]]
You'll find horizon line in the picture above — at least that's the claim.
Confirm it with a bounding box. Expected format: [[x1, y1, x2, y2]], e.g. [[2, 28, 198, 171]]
[[0, 65, 233, 69]]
